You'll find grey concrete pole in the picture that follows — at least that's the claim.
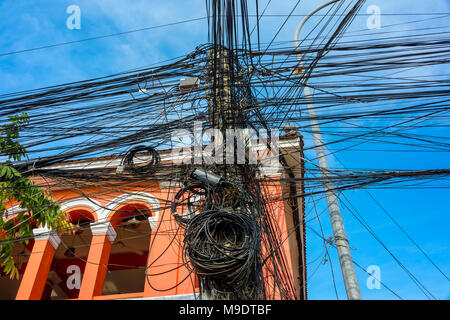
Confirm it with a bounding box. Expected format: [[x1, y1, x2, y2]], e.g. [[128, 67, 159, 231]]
[[294, 0, 362, 300]]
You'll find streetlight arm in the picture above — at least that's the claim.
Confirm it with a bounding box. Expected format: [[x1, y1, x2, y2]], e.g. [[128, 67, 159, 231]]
[[294, 0, 342, 65]]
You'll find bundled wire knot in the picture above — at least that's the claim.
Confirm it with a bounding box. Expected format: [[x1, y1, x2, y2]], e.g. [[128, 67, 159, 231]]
[[117, 145, 160, 174], [182, 209, 261, 293]]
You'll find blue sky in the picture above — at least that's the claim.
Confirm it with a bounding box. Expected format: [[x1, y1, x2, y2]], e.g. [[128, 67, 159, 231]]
[[0, 0, 449, 300]]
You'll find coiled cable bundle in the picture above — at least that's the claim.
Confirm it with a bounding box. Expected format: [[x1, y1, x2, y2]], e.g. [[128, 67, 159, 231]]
[[182, 209, 262, 298], [171, 183, 209, 227], [116, 145, 160, 174], [171, 168, 265, 299]]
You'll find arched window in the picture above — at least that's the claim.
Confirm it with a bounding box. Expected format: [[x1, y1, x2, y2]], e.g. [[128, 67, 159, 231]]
[[102, 201, 154, 296]]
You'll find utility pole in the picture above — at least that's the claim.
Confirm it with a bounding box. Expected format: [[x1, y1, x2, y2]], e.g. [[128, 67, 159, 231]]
[[294, 0, 362, 300], [199, 44, 257, 300], [209, 45, 244, 180], [194, 1, 265, 296]]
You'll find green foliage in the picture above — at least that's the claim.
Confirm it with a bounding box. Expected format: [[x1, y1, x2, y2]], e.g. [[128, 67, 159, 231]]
[[0, 112, 30, 162], [0, 113, 68, 279]]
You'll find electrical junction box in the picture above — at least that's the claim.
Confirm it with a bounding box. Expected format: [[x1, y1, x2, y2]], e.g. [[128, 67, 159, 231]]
[[179, 77, 200, 93]]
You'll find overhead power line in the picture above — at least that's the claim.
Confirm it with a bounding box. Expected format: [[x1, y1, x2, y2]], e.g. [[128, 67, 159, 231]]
[[0, 16, 208, 58]]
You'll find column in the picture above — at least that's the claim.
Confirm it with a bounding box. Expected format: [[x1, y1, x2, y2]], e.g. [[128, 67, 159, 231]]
[[78, 221, 116, 300], [16, 227, 61, 300]]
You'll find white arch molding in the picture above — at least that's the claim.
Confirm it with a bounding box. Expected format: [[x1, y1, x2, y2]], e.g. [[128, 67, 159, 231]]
[[59, 197, 103, 220], [97, 192, 160, 230], [6, 205, 26, 218], [6, 198, 103, 219]]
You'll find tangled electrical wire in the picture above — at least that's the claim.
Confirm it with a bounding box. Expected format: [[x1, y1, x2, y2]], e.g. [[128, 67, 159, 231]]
[[182, 209, 262, 299], [1, 0, 449, 301], [116, 145, 160, 174], [171, 168, 265, 299]]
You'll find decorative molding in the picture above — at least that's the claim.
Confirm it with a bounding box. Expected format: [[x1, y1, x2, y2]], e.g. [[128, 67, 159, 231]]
[[6, 205, 27, 218], [59, 198, 102, 219], [128, 293, 199, 300], [98, 192, 160, 225], [148, 216, 158, 230], [43, 138, 300, 171], [90, 221, 117, 243], [32, 227, 61, 249]]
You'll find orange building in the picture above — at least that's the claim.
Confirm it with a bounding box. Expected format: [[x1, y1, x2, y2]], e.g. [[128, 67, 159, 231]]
[[0, 134, 306, 300]]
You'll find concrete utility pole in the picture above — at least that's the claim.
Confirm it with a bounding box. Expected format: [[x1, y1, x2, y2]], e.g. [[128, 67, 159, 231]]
[[294, 0, 362, 300], [209, 46, 245, 181], [201, 45, 254, 300]]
